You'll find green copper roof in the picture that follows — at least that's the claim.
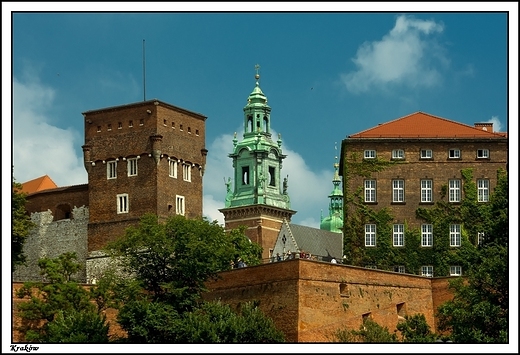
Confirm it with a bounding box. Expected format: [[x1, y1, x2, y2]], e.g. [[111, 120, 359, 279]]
[[224, 66, 291, 211], [320, 150, 343, 233]]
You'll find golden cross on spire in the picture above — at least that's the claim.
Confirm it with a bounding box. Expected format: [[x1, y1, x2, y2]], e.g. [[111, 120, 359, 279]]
[[255, 64, 260, 80]]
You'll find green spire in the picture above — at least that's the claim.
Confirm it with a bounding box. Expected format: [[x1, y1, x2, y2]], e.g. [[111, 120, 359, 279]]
[[224, 65, 291, 210], [320, 145, 343, 233]]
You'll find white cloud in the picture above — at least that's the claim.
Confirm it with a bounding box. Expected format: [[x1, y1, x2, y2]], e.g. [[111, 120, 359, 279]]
[[485, 116, 503, 132], [13, 76, 87, 186], [202, 130, 333, 229], [342, 15, 447, 93]]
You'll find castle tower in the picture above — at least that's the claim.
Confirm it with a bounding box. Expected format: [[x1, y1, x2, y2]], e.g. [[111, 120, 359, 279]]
[[220, 66, 295, 259], [82, 99, 207, 252], [320, 147, 344, 233]]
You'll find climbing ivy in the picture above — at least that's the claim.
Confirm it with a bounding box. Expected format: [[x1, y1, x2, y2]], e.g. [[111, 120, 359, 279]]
[[342, 148, 505, 277]]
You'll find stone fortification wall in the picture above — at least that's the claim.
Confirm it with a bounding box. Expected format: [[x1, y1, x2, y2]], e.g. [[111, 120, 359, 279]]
[[13, 206, 89, 283]]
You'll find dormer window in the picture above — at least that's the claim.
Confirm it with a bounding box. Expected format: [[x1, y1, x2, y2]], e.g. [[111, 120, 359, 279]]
[[364, 150, 376, 159]]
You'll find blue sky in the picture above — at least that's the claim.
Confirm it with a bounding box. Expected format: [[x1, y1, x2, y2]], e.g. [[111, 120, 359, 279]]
[[6, 4, 517, 229]]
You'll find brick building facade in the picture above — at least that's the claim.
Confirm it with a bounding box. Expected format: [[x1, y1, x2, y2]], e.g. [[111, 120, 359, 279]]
[[340, 112, 507, 277]]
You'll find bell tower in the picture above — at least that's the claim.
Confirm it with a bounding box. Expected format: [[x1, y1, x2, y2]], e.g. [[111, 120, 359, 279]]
[[220, 65, 296, 260], [320, 145, 344, 233]]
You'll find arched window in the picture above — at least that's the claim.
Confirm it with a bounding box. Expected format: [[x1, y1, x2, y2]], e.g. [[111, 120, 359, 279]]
[[54, 203, 72, 221]]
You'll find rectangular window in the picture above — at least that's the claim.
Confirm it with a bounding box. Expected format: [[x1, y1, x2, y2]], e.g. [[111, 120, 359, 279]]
[[129, 120, 133, 127], [365, 224, 376, 247], [196, 129, 199, 136], [392, 180, 405, 202], [364, 180, 376, 203], [268, 166, 276, 186], [421, 224, 433, 247], [420, 149, 432, 159], [477, 149, 489, 158], [107, 124, 112, 131], [97, 126, 101, 132], [392, 149, 404, 159], [394, 265, 406, 273], [393, 224, 404, 246], [183, 163, 191, 182], [421, 266, 433, 277], [118, 122, 122, 129], [176, 195, 185, 215], [450, 266, 462, 276], [449, 179, 461, 202], [450, 224, 461, 247], [117, 194, 128, 214], [364, 150, 376, 159], [477, 179, 489, 202], [139, 119, 144, 126], [127, 158, 138, 177], [107, 161, 117, 179], [449, 149, 461, 159], [421, 179, 433, 202], [169, 160, 177, 178], [478, 232, 485, 246]]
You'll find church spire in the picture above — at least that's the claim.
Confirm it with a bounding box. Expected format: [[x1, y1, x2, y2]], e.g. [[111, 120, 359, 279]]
[[223, 65, 291, 210], [320, 144, 343, 233]]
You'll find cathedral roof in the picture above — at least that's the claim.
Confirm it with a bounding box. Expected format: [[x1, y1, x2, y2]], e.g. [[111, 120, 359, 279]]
[[348, 111, 507, 139]]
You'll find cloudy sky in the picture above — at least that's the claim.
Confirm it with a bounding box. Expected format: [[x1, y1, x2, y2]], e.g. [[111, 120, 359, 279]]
[[6, 4, 517, 229]]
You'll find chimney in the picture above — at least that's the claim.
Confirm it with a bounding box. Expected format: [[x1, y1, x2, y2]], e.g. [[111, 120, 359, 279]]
[[474, 122, 493, 133]]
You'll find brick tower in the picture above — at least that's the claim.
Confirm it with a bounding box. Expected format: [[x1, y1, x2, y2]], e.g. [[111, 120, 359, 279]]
[[219, 67, 296, 260], [82, 99, 207, 252]]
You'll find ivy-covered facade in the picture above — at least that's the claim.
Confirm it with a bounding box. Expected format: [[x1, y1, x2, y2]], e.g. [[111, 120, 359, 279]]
[[339, 112, 507, 277]]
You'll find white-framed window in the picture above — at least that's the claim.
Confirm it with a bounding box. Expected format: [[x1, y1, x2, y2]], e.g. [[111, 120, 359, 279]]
[[392, 180, 405, 202], [450, 224, 461, 247], [421, 266, 433, 277], [392, 149, 404, 159], [420, 149, 432, 159], [182, 163, 191, 182], [421, 179, 433, 202], [107, 161, 117, 179], [117, 193, 128, 214], [449, 179, 461, 202], [365, 224, 376, 247], [127, 158, 138, 177], [478, 232, 485, 246], [477, 149, 489, 159], [477, 179, 489, 202], [421, 224, 433, 247], [394, 265, 405, 273], [450, 266, 462, 276], [364, 150, 376, 159], [169, 160, 178, 178], [364, 180, 376, 203], [393, 224, 404, 247], [176, 195, 185, 215], [449, 149, 461, 159]]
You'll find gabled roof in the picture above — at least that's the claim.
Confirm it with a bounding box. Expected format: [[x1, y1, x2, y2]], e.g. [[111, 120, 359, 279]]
[[348, 112, 506, 139], [21, 175, 58, 194], [272, 220, 343, 261]]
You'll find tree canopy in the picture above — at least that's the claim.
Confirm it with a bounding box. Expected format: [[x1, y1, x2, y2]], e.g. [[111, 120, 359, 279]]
[[12, 177, 34, 271]]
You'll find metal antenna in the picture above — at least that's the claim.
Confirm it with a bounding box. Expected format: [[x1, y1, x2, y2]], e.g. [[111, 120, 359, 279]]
[[143, 39, 146, 101]]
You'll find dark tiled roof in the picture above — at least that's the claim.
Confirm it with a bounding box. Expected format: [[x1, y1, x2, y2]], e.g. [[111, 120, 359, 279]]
[[287, 223, 343, 260]]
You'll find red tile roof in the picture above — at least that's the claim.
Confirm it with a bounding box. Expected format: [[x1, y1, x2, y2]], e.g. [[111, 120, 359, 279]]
[[21, 175, 58, 194], [348, 112, 507, 139]]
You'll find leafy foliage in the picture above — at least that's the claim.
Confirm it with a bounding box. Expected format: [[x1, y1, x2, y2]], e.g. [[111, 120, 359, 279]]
[[333, 318, 398, 343], [12, 177, 34, 271], [396, 314, 437, 342], [16, 252, 110, 343], [436, 169, 508, 343], [103, 214, 282, 343]]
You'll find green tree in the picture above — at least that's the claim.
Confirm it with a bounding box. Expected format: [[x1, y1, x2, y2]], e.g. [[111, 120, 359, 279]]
[[333, 318, 398, 343], [16, 252, 110, 343], [436, 169, 508, 343], [104, 214, 283, 343], [12, 177, 34, 271], [396, 314, 437, 342]]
